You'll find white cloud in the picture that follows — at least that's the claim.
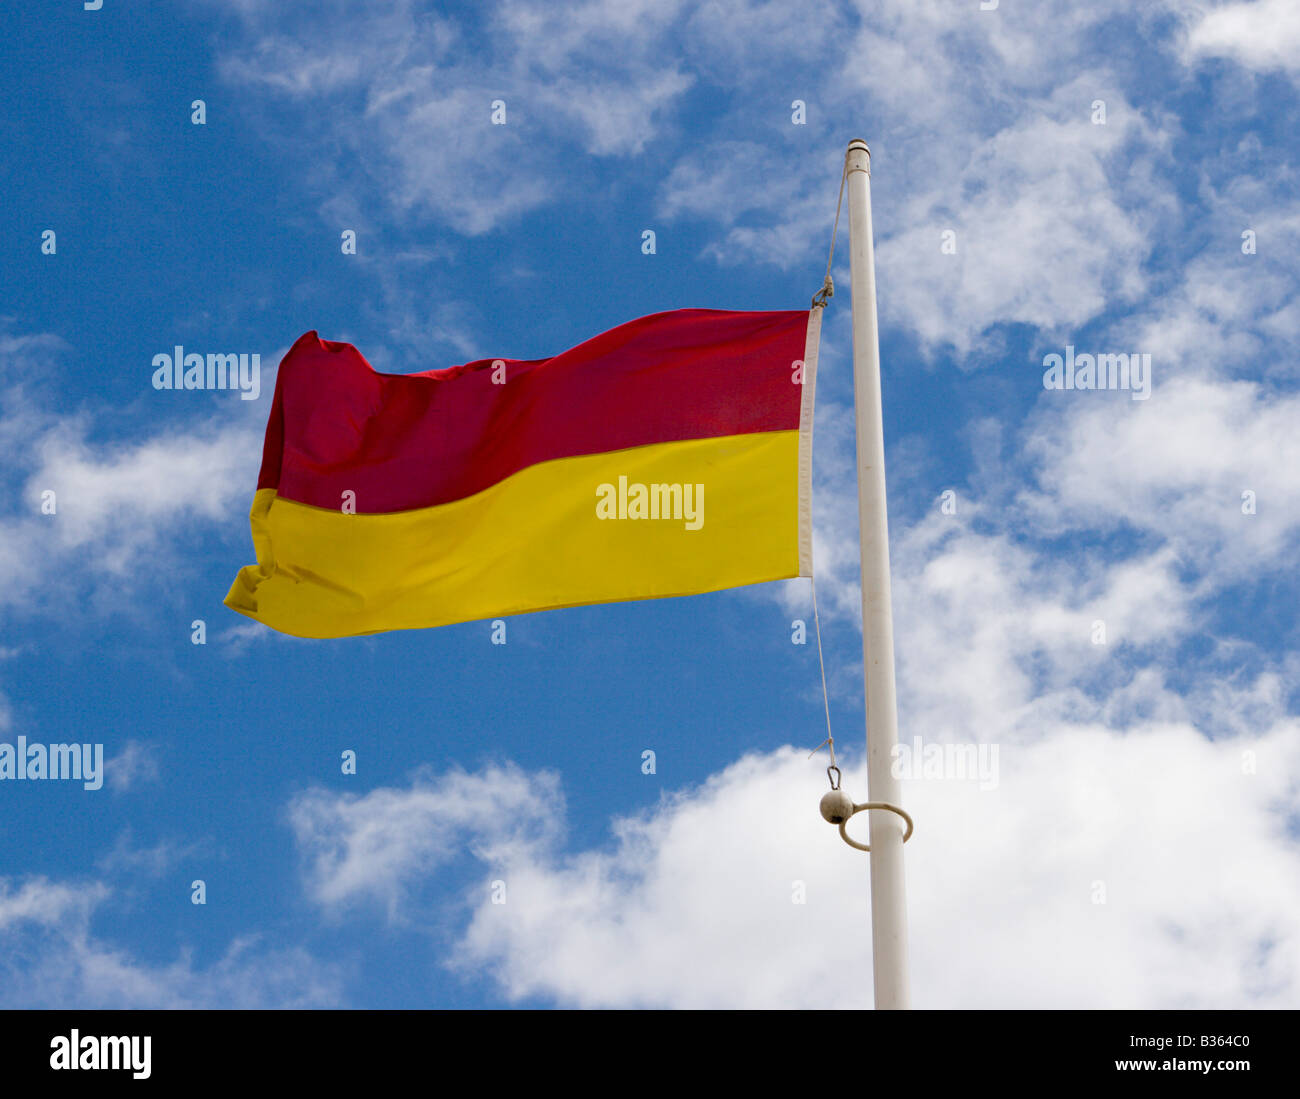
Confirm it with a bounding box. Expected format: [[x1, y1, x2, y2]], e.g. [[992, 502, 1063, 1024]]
[[1021, 376, 1300, 575], [286, 719, 1300, 1008], [216, 0, 697, 235], [660, 89, 1173, 355], [1186, 0, 1300, 74], [95, 829, 205, 878], [656, 139, 845, 271], [0, 876, 342, 1008], [26, 425, 255, 563], [289, 763, 565, 919], [104, 741, 164, 794], [0, 327, 264, 616], [682, 0, 853, 82], [650, 5, 1181, 354], [209, 0, 1296, 364], [873, 81, 1171, 355], [1119, 195, 1300, 381]]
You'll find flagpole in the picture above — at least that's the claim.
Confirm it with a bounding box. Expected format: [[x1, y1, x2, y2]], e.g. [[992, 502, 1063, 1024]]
[[844, 138, 910, 1009]]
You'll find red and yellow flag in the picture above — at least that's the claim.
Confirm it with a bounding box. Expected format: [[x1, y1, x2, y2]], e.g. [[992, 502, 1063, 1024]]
[[225, 307, 820, 638]]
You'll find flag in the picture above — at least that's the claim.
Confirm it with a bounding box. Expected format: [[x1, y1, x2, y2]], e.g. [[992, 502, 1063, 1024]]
[[224, 307, 821, 638]]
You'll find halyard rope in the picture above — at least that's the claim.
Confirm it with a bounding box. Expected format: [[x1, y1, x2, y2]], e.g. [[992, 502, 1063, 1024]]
[[811, 156, 848, 309]]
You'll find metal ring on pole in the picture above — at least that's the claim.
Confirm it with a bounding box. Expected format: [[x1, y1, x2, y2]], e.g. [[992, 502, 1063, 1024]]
[[837, 802, 913, 852]]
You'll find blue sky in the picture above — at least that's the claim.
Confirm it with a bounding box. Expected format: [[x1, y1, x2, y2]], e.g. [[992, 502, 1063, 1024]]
[[2, 0, 1298, 1008]]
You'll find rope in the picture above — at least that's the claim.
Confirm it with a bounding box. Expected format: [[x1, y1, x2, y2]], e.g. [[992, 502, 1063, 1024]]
[[811, 575, 834, 752], [807, 159, 847, 762], [811, 157, 848, 309], [807, 160, 850, 777]]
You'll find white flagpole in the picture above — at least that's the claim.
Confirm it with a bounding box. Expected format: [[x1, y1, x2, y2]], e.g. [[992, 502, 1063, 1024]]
[[844, 138, 911, 1009]]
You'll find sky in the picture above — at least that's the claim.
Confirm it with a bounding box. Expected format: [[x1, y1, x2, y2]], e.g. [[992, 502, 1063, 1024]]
[[1, 0, 1298, 1009]]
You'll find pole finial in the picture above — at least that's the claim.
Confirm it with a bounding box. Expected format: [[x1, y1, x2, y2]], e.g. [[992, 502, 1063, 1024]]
[[845, 139, 871, 177]]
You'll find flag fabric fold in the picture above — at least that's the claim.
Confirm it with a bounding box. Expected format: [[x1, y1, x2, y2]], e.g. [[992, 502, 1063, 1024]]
[[225, 307, 820, 638]]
